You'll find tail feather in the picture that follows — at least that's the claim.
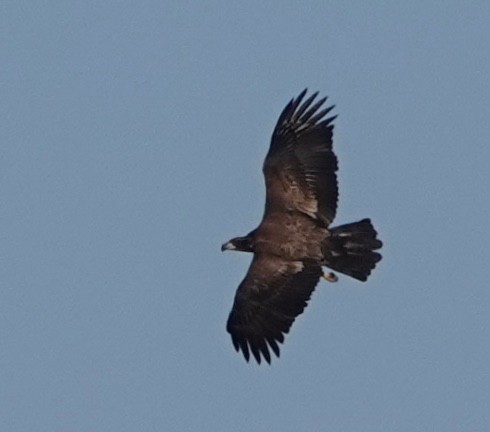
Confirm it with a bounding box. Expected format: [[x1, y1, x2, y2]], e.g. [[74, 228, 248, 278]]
[[324, 218, 382, 281]]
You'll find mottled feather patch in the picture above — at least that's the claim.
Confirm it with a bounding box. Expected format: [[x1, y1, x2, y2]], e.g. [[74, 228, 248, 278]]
[[290, 261, 304, 272]]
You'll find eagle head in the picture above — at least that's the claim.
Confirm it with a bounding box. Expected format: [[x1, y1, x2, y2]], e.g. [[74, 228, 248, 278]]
[[221, 234, 254, 253]]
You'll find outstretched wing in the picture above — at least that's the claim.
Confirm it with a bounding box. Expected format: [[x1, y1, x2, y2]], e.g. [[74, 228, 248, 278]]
[[263, 89, 338, 226], [226, 254, 322, 364]]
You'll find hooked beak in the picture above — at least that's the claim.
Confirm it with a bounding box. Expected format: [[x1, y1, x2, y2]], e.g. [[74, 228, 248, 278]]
[[221, 241, 235, 252]]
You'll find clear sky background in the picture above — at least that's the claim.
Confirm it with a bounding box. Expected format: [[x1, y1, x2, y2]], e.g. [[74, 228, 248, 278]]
[[2, 1, 489, 431]]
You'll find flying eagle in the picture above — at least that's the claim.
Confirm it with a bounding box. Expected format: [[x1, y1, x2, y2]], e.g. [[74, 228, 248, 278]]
[[222, 90, 382, 364]]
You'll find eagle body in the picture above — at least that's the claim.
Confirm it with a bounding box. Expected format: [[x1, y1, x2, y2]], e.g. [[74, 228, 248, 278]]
[[222, 90, 383, 364], [252, 212, 328, 262]]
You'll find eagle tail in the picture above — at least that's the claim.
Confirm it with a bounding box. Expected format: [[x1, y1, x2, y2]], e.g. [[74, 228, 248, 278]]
[[325, 219, 382, 281]]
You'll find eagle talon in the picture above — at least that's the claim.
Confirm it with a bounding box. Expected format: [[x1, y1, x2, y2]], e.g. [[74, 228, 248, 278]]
[[323, 272, 338, 282]]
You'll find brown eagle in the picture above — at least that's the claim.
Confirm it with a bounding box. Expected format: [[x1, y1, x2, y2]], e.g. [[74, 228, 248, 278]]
[[222, 90, 382, 364]]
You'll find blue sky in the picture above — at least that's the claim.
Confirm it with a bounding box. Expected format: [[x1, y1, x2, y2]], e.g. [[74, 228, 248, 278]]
[[2, 1, 489, 431]]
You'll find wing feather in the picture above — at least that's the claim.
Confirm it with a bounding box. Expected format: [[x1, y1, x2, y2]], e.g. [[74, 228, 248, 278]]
[[226, 254, 322, 364], [263, 90, 338, 226]]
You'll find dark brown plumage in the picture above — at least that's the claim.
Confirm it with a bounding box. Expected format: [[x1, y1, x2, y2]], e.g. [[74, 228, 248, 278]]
[[222, 90, 382, 364]]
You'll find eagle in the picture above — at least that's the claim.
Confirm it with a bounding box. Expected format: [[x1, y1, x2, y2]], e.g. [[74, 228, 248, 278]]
[[221, 89, 382, 364]]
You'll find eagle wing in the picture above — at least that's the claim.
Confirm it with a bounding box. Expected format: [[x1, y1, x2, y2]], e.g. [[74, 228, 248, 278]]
[[263, 89, 338, 226], [226, 254, 322, 364]]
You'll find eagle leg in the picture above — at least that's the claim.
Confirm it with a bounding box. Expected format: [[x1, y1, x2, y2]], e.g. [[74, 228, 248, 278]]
[[323, 272, 338, 283]]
